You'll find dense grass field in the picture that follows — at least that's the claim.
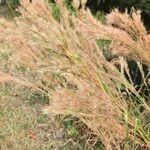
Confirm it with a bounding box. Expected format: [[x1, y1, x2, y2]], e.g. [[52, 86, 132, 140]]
[[0, 33, 96, 150], [0, 7, 79, 150], [0, 1, 150, 149]]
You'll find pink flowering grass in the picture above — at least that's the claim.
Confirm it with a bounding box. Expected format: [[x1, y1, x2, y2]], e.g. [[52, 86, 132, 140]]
[[0, 0, 149, 149]]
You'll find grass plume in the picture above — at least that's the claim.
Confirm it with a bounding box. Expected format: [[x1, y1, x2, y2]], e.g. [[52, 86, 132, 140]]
[[0, 0, 149, 149]]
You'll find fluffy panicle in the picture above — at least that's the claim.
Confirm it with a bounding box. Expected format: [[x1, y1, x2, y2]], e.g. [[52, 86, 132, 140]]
[[76, 8, 150, 67]]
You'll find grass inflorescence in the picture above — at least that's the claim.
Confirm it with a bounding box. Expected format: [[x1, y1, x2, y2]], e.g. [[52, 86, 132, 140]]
[[0, 0, 150, 149]]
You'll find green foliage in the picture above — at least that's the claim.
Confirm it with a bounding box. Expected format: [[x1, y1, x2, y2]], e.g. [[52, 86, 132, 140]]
[[65, 0, 76, 14], [10, 0, 18, 5], [97, 39, 112, 60], [29, 91, 49, 105], [141, 0, 150, 11], [87, 0, 150, 12], [5, 0, 150, 12], [95, 11, 106, 23], [48, 0, 60, 21], [117, 0, 150, 11], [63, 119, 79, 137], [48, 0, 76, 21], [7, 0, 18, 6], [97, 39, 111, 48], [94, 141, 105, 150]]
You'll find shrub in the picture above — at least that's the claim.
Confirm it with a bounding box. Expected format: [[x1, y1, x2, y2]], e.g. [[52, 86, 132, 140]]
[[0, 0, 149, 149]]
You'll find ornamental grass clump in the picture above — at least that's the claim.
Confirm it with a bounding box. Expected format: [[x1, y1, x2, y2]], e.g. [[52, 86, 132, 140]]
[[77, 8, 150, 67], [0, 0, 149, 149]]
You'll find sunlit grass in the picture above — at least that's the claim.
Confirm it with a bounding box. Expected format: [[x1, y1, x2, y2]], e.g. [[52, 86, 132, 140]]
[[0, 0, 149, 149]]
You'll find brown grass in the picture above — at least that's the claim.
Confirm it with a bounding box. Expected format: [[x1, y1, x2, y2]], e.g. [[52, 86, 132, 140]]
[[0, 0, 149, 149]]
